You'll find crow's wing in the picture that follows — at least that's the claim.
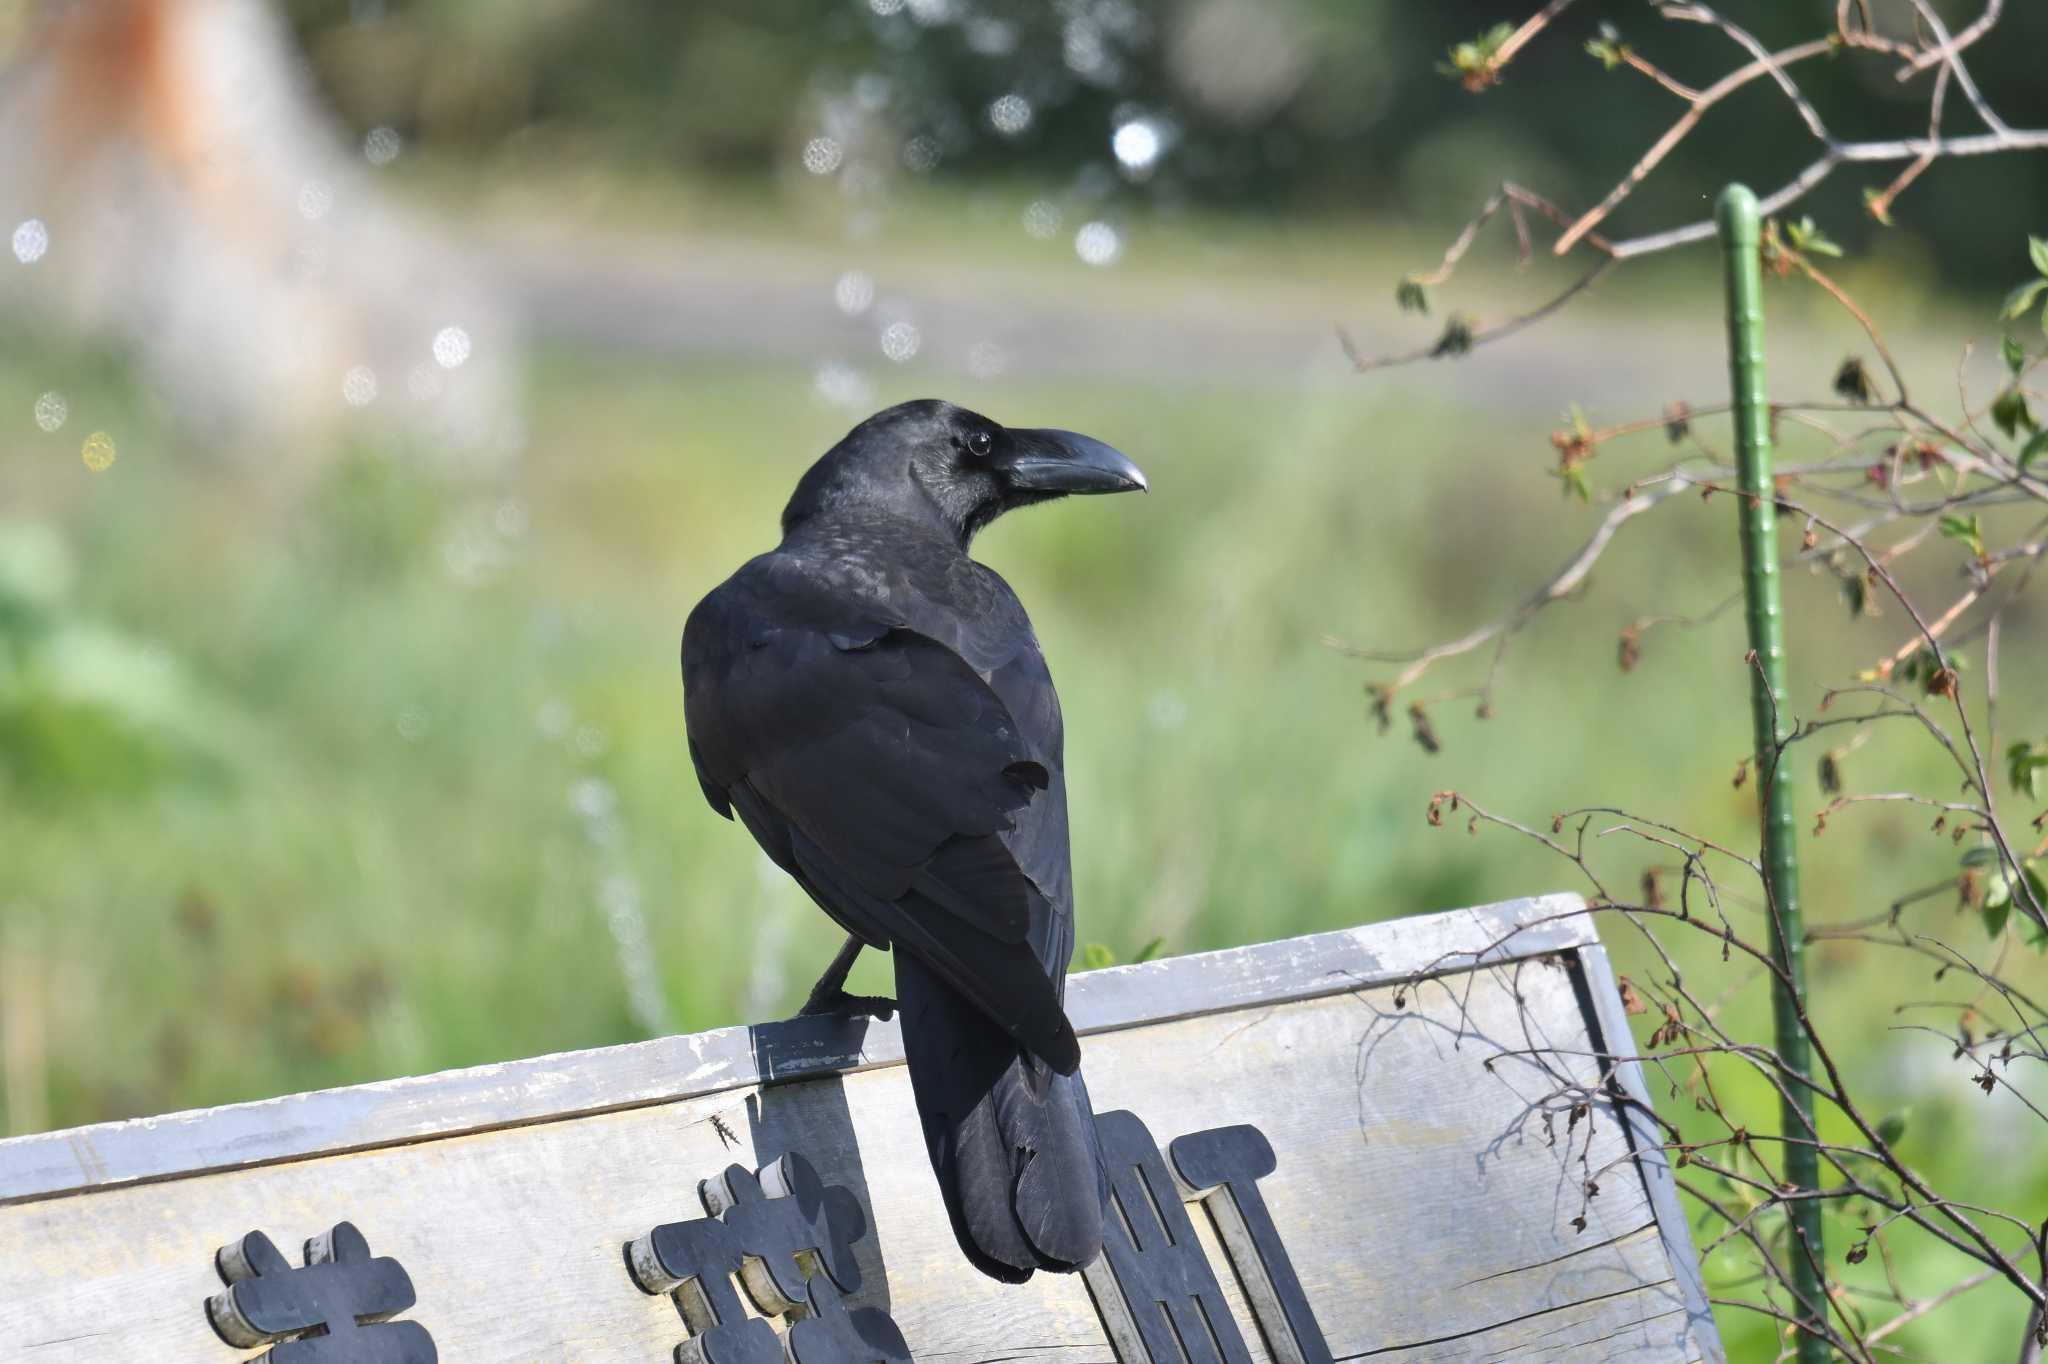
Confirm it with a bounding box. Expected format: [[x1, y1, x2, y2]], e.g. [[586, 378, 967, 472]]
[[683, 583, 1078, 1071]]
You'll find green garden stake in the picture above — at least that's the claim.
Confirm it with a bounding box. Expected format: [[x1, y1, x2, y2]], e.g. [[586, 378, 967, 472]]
[[1717, 183, 1828, 1360]]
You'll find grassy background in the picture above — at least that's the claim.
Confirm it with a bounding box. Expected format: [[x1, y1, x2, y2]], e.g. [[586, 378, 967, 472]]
[[3, 182, 2046, 1358]]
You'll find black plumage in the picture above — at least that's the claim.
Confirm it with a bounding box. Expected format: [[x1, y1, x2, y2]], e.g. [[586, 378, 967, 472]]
[[680, 399, 1146, 1280]]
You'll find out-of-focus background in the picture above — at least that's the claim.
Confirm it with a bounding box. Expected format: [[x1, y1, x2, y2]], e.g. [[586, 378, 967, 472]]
[[1, 2, 2045, 1352]]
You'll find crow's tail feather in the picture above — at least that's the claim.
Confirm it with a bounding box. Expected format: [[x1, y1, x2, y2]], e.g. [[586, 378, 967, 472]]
[[894, 950, 1108, 1282]]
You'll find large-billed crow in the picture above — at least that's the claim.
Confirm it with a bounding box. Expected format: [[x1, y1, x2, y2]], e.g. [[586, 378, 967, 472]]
[[680, 399, 1146, 1281]]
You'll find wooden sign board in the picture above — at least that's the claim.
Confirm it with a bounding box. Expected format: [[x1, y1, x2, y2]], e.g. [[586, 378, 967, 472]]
[[0, 895, 1723, 1362]]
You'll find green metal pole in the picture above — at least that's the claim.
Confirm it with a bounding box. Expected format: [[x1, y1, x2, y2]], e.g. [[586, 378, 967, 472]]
[[1717, 184, 1828, 1359]]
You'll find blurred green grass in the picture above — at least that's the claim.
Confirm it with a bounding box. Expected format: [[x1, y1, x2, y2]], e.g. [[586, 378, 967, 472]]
[[2, 197, 2045, 1358]]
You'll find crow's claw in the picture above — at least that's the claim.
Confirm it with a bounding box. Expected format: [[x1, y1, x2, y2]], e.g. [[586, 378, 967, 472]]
[[797, 988, 896, 1022]]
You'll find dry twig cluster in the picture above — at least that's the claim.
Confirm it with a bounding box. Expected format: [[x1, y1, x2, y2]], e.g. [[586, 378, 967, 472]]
[[1345, 3, 2048, 1356]]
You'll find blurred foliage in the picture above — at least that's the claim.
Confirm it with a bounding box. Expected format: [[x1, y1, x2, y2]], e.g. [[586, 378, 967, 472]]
[[282, 0, 2048, 289], [0, 520, 233, 800]]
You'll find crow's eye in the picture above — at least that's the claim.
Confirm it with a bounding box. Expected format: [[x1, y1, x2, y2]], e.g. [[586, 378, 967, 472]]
[[964, 430, 993, 459]]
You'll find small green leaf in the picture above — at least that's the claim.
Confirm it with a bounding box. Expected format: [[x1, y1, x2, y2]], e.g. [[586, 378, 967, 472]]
[[1833, 356, 1873, 403], [1585, 25, 1627, 70], [1439, 23, 1514, 85], [1080, 942, 1117, 971], [2002, 279, 2048, 321], [1132, 936, 1165, 964], [2011, 742, 2048, 800], [1876, 1113, 1908, 1145], [2031, 235, 2048, 278], [1861, 187, 1892, 227], [2021, 429, 2048, 471], [1982, 872, 2015, 933], [1938, 513, 1985, 557], [2004, 336, 2028, 375], [1992, 387, 2035, 439], [1562, 464, 1591, 503], [1395, 277, 1430, 315], [1840, 573, 1868, 618], [1432, 314, 1474, 358], [1962, 846, 2003, 868], [1788, 217, 1843, 258]]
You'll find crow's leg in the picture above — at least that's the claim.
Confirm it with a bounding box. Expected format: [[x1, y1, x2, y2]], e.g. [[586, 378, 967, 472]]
[[797, 934, 895, 1020]]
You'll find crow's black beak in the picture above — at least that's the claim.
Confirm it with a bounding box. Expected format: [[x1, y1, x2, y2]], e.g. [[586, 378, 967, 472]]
[[1004, 429, 1148, 495]]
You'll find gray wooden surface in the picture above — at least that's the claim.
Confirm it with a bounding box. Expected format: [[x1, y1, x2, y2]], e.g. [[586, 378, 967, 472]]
[[0, 896, 1723, 1362]]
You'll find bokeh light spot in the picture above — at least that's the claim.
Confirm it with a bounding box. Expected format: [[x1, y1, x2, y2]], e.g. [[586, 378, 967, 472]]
[[834, 270, 875, 315], [432, 325, 472, 369], [801, 137, 844, 175], [1064, 21, 1106, 76], [363, 126, 403, 166], [989, 94, 1033, 137], [80, 431, 115, 472], [342, 365, 379, 406], [33, 392, 68, 432], [880, 321, 922, 363], [813, 361, 874, 408], [1023, 199, 1062, 240], [12, 218, 48, 264], [297, 181, 334, 221], [1075, 221, 1123, 267], [902, 135, 941, 174], [965, 17, 1018, 55], [1113, 118, 1163, 173]]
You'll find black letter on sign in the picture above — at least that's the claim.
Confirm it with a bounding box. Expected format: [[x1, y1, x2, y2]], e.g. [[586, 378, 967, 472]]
[[784, 1274, 914, 1364], [204, 1222, 436, 1363], [1082, 1111, 1256, 1364], [1171, 1126, 1334, 1364], [627, 1150, 913, 1363]]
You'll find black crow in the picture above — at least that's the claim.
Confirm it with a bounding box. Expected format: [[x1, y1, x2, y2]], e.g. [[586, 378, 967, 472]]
[[680, 399, 1146, 1281]]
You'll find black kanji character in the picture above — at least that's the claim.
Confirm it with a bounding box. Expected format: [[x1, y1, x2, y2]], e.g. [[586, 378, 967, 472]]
[[784, 1273, 913, 1364], [628, 1151, 910, 1363], [1083, 1111, 1255, 1364], [1083, 1112, 1333, 1364], [1170, 1125, 1333, 1364], [702, 1153, 865, 1310], [205, 1221, 436, 1364]]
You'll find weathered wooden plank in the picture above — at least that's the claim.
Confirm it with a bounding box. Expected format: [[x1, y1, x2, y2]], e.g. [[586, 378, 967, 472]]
[[0, 894, 1591, 1205], [1351, 1290, 1701, 1362], [0, 938, 1718, 1363]]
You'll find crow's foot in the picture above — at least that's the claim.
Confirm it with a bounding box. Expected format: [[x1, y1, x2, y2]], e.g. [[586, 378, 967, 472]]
[[797, 988, 896, 1022]]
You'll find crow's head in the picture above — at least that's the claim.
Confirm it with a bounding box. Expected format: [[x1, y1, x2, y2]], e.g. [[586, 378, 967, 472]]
[[782, 399, 1146, 544]]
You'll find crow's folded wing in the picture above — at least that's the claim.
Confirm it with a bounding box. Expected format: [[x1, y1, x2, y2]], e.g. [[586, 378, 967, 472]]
[[683, 598, 1078, 1071]]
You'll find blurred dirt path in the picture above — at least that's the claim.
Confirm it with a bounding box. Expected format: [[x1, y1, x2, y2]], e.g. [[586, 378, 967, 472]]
[[474, 223, 1725, 413]]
